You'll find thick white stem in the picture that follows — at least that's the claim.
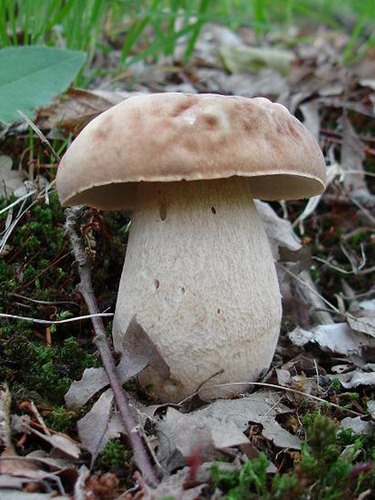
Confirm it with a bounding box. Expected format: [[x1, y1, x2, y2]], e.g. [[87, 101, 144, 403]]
[[113, 178, 282, 402]]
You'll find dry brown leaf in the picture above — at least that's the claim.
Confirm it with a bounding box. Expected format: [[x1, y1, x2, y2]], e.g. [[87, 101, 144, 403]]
[[255, 200, 301, 260], [26, 426, 80, 460], [347, 314, 375, 339], [76, 389, 117, 461], [289, 323, 375, 358], [37, 88, 140, 132], [65, 316, 168, 408], [156, 391, 300, 472], [76, 393, 140, 466], [341, 416, 375, 436], [329, 366, 375, 389]]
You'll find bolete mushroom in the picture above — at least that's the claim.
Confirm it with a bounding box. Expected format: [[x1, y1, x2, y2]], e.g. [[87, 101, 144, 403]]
[[56, 93, 326, 402]]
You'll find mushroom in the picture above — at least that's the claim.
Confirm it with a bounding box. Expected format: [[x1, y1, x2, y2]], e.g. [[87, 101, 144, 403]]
[[56, 93, 326, 402]]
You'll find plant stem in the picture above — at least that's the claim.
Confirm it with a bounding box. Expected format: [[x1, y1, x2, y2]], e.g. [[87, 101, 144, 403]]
[[64, 206, 158, 487]]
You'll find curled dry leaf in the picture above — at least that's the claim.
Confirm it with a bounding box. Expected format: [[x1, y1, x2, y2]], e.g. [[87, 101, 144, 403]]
[[37, 88, 139, 132], [329, 366, 375, 389], [65, 316, 168, 408], [289, 323, 375, 358], [255, 200, 301, 260], [155, 391, 301, 472], [347, 316, 375, 339], [341, 416, 375, 436], [76, 389, 116, 460], [26, 426, 81, 460]]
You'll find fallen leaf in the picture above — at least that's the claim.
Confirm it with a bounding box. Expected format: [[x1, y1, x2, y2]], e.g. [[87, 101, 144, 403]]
[[341, 114, 375, 204], [288, 323, 375, 358], [76, 391, 129, 465], [0, 386, 39, 476], [136, 466, 207, 500], [220, 45, 295, 75], [0, 491, 68, 499], [0, 156, 25, 198], [359, 79, 375, 91], [347, 314, 375, 339], [25, 450, 72, 470], [359, 300, 375, 312], [255, 200, 301, 260], [367, 400, 375, 419], [0, 476, 25, 489], [65, 316, 167, 408], [329, 366, 375, 389], [197, 68, 289, 100], [0, 384, 12, 449], [27, 426, 81, 460], [76, 389, 116, 460], [341, 416, 375, 435], [37, 88, 137, 132], [299, 100, 320, 140], [156, 391, 301, 471]]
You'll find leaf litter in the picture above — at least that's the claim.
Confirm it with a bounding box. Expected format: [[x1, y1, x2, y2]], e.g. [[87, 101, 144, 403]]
[[1, 16, 375, 499]]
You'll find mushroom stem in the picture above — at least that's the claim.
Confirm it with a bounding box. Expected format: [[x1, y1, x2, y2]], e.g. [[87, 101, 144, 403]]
[[113, 177, 282, 402]]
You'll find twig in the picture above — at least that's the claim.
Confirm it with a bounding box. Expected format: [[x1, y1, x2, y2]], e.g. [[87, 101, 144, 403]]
[[196, 381, 365, 417], [281, 265, 340, 316], [0, 312, 113, 325], [0, 189, 37, 216], [7, 292, 79, 307], [64, 206, 158, 487]]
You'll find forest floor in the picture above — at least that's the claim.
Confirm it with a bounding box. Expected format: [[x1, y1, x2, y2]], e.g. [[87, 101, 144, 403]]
[[0, 17, 375, 500]]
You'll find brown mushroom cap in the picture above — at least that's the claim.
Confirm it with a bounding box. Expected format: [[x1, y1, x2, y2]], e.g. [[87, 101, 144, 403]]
[[56, 93, 327, 209]]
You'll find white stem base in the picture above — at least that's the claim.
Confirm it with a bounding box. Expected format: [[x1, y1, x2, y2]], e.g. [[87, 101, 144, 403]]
[[113, 178, 282, 402]]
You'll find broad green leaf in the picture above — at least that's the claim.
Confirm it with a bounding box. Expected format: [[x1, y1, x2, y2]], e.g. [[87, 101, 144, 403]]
[[0, 46, 86, 126]]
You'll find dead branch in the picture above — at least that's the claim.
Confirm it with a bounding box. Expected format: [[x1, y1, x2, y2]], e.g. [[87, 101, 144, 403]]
[[64, 206, 158, 487]]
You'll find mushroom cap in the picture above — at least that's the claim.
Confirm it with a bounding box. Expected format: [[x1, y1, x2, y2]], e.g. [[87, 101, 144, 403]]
[[56, 93, 327, 209]]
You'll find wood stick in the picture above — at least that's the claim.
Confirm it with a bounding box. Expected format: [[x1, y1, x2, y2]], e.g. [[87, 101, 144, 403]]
[[64, 206, 158, 487]]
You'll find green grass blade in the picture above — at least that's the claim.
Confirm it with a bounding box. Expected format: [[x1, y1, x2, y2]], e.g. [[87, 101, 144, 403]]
[[184, 0, 211, 59]]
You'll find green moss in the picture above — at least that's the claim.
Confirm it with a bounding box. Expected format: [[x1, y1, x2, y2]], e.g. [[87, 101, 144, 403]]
[[98, 440, 133, 471], [211, 414, 375, 499], [0, 333, 98, 405], [44, 405, 77, 433], [212, 453, 269, 499]]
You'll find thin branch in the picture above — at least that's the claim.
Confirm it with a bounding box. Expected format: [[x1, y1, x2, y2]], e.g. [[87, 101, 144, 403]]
[[64, 206, 158, 487], [0, 312, 113, 325], [0, 189, 37, 216], [7, 292, 79, 307], [196, 381, 365, 417], [281, 265, 341, 315]]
